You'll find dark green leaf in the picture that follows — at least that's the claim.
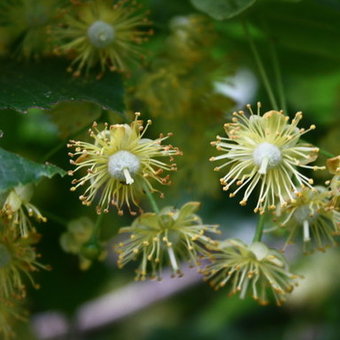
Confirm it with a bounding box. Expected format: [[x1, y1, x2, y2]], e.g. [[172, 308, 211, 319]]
[[191, 0, 256, 20], [47, 101, 102, 139], [0, 58, 124, 113], [0, 147, 66, 193]]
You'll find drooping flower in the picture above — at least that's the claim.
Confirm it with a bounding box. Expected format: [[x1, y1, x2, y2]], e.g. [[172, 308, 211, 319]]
[[115, 202, 219, 280], [68, 114, 181, 215], [210, 103, 324, 213], [204, 239, 299, 306], [0, 224, 47, 299], [0, 297, 26, 340], [0, 184, 47, 237], [52, 0, 152, 76], [60, 216, 107, 270], [276, 186, 340, 253], [326, 155, 340, 176], [0, 0, 60, 59], [326, 155, 340, 210]]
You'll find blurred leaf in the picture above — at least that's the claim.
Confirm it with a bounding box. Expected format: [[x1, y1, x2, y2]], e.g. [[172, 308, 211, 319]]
[[0, 58, 124, 113], [48, 101, 102, 139], [287, 71, 340, 124], [191, 0, 256, 20], [0, 147, 66, 193], [254, 2, 340, 61]]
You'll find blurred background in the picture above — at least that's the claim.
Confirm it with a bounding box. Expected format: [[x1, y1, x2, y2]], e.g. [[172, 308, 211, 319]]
[[0, 0, 340, 339]]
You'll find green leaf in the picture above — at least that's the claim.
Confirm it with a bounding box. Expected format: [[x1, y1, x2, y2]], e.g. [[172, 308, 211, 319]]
[[48, 101, 102, 139], [191, 0, 256, 20], [0, 147, 66, 193], [0, 58, 124, 113]]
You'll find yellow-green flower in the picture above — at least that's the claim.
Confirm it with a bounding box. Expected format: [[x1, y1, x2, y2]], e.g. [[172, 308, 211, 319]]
[[0, 184, 47, 237], [326, 155, 340, 210], [326, 155, 340, 176], [0, 297, 26, 340], [115, 202, 219, 280], [0, 225, 47, 298], [0, 0, 60, 58], [211, 104, 324, 214], [276, 186, 340, 253], [204, 239, 299, 306], [60, 217, 107, 270], [68, 114, 181, 215], [52, 0, 152, 76]]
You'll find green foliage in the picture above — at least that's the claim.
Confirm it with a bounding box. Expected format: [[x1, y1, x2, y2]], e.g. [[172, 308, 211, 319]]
[[190, 0, 256, 20], [0, 0, 339, 339], [0, 147, 65, 193], [48, 101, 102, 139], [0, 58, 124, 113]]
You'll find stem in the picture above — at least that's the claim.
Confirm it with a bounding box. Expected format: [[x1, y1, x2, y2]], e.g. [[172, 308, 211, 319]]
[[40, 124, 90, 162], [243, 21, 279, 110], [41, 210, 68, 227], [319, 148, 335, 158], [143, 184, 160, 213], [40, 140, 67, 163], [93, 213, 104, 239], [301, 139, 335, 158], [268, 38, 287, 113], [253, 214, 265, 243]]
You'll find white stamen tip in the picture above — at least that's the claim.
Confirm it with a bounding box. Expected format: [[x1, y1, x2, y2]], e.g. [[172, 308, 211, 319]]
[[123, 168, 134, 185], [303, 220, 311, 242]]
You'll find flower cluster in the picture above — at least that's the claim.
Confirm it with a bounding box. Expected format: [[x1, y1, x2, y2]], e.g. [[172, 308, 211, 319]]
[[0, 225, 46, 299], [204, 239, 299, 305], [0, 297, 26, 340], [276, 186, 340, 253], [326, 155, 340, 210], [0, 183, 47, 338], [52, 0, 152, 76], [211, 103, 324, 213], [68, 113, 181, 215], [0, 0, 59, 59], [0, 184, 47, 237], [115, 202, 219, 280]]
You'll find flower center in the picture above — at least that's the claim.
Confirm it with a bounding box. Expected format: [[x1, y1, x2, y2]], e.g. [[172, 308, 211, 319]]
[[0, 244, 12, 268], [249, 242, 269, 261], [253, 142, 282, 174], [293, 205, 318, 223], [87, 21, 115, 48], [107, 151, 140, 184]]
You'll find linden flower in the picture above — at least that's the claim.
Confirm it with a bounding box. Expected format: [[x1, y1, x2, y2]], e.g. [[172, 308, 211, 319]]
[[68, 114, 181, 215], [52, 0, 152, 76], [326, 155, 340, 209], [0, 297, 26, 340], [276, 187, 340, 253], [115, 202, 219, 280], [0, 225, 47, 299], [0, 0, 59, 58], [0, 184, 47, 237], [204, 239, 299, 306], [210, 103, 324, 213]]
